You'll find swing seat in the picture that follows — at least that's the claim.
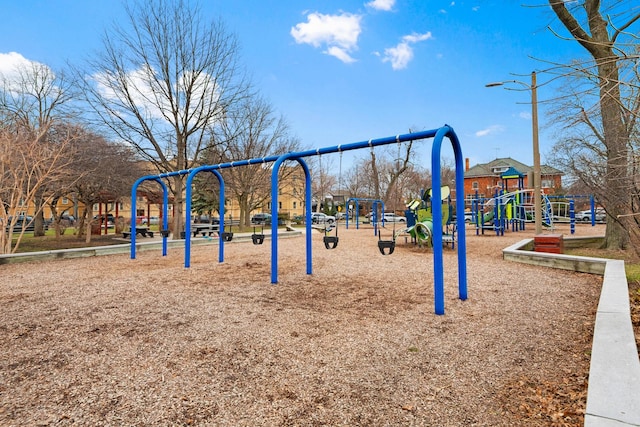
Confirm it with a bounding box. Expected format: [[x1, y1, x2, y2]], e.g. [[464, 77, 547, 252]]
[[222, 232, 233, 242], [252, 233, 265, 245], [323, 235, 339, 249], [160, 229, 170, 238], [378, 240, 395, 255]]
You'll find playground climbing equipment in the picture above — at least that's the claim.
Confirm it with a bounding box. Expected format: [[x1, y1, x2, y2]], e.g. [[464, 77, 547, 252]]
[[395, 185, 456, 249]]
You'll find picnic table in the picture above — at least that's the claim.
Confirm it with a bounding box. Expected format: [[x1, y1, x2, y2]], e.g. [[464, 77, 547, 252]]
[[191, 223, 219, 237], [122, 226, 154, 238]]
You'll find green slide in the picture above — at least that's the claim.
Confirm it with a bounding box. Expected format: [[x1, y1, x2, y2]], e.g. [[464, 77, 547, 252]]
[[408, 220, 433, 245]]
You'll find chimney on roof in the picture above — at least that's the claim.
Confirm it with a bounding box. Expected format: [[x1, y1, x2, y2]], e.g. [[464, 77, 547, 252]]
[[465, 157, 470, 171]]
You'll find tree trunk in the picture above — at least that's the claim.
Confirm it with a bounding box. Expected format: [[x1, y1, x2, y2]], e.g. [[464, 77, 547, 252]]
[[238, 194, 250, 229], [85, 220, 92, 244], [33, 193, 46, 237], [172, 175, 184, 240], [0, 230, 9, 254], [369, 151, 381, 200], [549, 0, 634, 251], [591, 27, 631, 250]]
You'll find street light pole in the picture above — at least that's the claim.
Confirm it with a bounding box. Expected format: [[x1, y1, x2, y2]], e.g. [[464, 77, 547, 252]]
[[531, 71, 542, 235], [485, 71, 542, 234]]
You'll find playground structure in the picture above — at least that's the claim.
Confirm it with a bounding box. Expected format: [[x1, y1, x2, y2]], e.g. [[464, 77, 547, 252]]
[[393, 186, 457, 249], [129, 125, 467, 315], [470, 190, 601, 236]]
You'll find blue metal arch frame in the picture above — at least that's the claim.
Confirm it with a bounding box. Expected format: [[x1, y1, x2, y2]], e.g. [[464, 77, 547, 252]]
[[130, 175, 171, 258], [129, 125, 467, 314], [184, 167, 225, 267], [267, 125, 467, 314], [430, 125, 467, 314], [270, 155, 313, 281]]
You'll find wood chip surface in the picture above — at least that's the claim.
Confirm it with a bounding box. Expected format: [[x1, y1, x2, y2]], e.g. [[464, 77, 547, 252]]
[[0, 224, 604, 426]]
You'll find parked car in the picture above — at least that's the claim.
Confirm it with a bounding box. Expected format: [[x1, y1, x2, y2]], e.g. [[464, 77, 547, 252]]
[[141, 216, 160, 225], [93, 214, 115, 228], [194, 214, 220, 224], [382, 212, 406, 223], [575, 208, 606, 222], [47, 214, 75, 227], [251, 213, 272, 225], [4, 215, 36, 232], [311, 213, 335, 224], [60, 214, 75, 224]]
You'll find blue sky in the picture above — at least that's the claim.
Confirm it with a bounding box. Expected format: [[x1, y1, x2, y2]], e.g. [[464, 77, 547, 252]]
[[0, 0, 585, 172]]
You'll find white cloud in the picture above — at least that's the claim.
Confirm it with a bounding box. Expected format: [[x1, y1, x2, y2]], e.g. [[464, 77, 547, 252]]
[[291, 12, 362, 63], [381, 32, 432, 70], [0, 52, 59, 95], [365, 0, 395, 11], [0, 52, 46, 81], [402, 32, 433, 43], [326, 46, 357, 63], [381, 42, 413, 70], [519, 111, 531, 120], [475, 125, 504, 137], [93, 65, 221, 124]]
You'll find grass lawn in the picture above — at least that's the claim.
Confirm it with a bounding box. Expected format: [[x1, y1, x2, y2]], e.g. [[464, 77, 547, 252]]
[[11, 231, 125, 253]]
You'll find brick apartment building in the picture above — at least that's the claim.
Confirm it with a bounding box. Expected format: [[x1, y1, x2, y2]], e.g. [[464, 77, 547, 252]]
[[463, 157, 563, 202]]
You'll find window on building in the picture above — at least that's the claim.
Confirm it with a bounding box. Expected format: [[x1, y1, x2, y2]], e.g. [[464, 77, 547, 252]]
[[279, 202, 282, 209], [472, 181, 479, 190], [62, 197, 69, 204], [293, 201, 297, 209], [542, 179, 553, 188]]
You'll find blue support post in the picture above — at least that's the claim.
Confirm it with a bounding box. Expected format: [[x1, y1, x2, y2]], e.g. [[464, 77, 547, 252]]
[[184, 167, 225, 268], [130, 175, 169, 259], [270, 155, 312, 283], [570, 199, 575, 234]]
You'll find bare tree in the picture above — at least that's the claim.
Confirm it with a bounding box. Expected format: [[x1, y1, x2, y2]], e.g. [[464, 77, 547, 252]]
[[369, 141, 415, 207], [82, 0, 250, 237], [0, 119, 77, 253], [203, 96, 301, 226], [304, 156, 335, 213], [400, 164, 432, 201], [547, 0, 640, 251], [68, 129, 145, 243], [0, 59, 78, 236]]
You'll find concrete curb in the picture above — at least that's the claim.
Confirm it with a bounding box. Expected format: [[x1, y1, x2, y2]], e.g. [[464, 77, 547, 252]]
[[503, 237, 640, 426], [0, 231, 302, 265]]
